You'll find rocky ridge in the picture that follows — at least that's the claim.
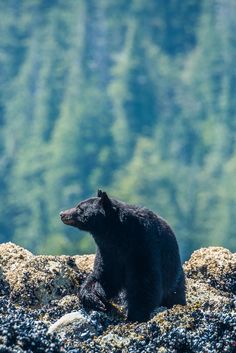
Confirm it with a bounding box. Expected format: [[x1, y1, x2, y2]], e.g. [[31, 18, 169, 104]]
[[0, 242, 235, 352]]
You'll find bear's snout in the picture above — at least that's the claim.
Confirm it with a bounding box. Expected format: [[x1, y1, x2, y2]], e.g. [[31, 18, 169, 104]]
[[60, 208, 77, 225], [60, 211, 70, 219]]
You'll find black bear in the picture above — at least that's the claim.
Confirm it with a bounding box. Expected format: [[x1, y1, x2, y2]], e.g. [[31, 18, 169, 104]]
[[60, 190, 186, 322]]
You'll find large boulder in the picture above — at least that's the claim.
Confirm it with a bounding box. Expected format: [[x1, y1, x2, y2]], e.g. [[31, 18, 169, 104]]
[[0, 242, 94, 306], [0, 243, 235, 353], [184, 246, 236, 294], [0, 242, 33, 270]]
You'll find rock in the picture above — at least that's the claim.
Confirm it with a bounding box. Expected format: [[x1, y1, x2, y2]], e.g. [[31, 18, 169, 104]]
[[0, 242, 33, 270], [48, 310, 104, 340], [0, 242, 95, 306], [56, 294, 81, 310], [0, 242, 32, 297], [184, 246, 236, 294], [74, 254, 94, 274], [48, 310, 87, 334], [0, 297, 64, 353], [0, 265, 9, 296], [100, 332, 131, 349], [7, 255, 82, 305], [0, 242, 235, 353]]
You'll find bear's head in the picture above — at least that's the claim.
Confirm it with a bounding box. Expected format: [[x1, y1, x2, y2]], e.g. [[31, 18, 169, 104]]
[[60, 190, 115, 233]]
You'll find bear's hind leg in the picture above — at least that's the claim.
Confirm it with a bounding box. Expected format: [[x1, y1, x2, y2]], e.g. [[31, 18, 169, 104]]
[[126, 273, 162, 322], [161, 273, 186, 308]]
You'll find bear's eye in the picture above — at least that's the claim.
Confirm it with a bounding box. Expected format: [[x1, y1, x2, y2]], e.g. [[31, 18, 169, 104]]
[[76, 205, 84, 212]]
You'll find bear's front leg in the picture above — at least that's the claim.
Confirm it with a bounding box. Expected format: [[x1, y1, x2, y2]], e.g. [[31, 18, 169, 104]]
[[79, 273, 108, 312]]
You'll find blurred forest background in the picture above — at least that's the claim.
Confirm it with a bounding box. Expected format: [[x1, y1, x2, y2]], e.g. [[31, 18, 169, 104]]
[[0, 0, 236, 260]]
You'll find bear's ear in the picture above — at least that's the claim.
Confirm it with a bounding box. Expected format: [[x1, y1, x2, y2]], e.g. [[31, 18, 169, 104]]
[[100, 191, 112, 213], [97, 189, 103, 197]]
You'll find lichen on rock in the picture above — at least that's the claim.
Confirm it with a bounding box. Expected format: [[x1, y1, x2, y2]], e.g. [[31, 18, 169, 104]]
[[0, 242, 33, 270], [184, 246, 236, 294], [7, 256, 81, 305], [0, 242, 235, 353], [0, 242, 95, 307]]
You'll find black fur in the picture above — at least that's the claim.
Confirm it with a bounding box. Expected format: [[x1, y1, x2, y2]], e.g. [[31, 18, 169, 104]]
[[60, 190, 186, 322]]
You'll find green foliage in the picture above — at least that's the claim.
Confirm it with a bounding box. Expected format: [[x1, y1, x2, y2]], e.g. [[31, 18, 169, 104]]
[[0, 0, 235, 259]]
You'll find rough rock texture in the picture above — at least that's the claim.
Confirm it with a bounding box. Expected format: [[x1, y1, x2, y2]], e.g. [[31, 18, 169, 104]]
[[0, 242, 33, 270], [184, 246, 236, 294], [0, 242, 235, 353], [0, 264, 9, 296], [0, 242, 94, 306]]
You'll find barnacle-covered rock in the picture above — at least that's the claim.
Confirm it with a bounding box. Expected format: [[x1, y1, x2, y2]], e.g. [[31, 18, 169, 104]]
[[0, 242, 33, 270], [0, 265, 9, 296], [7, 255, 82, 305], [0, 243, 235, 353], [184, 246, 236, 294], [0, 242, 94, 306]]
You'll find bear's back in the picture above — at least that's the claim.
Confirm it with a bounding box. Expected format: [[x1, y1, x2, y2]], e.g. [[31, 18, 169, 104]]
[[118, 203, 183, 295]]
